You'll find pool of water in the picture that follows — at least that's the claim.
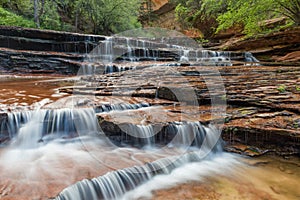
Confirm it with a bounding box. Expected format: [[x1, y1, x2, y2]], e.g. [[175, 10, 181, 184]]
[[150, 155, 300, 200]]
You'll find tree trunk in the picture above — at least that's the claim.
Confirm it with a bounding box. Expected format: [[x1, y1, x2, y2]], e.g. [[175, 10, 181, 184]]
[[34, 0, 40, 28], [75, 9, 79, 32]]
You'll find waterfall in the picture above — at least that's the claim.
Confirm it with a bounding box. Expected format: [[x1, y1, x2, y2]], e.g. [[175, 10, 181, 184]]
[[166, 122, 222, 152], [0, 102, 151, 145], [95, 102, 149, 113], [244, 52, 260, 65], [0, 106, 225, 199], [79, 36, 260, 76], [0, 111, 32, 140], [5, 108, 99, 148], [117, 124, 156, 147], [55, 122, 222, 200], [122, 153, 239, 200], [0, 29, 262, 200], [117, 122, 222, 150], [104, 65, 135, 74], [126, 38, 134, 61], [180, 49, 190, 62], [81, 63, 96, 75]]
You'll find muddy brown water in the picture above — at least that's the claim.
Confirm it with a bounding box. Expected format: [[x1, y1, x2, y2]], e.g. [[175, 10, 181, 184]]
[[0, 75, 72, 110]]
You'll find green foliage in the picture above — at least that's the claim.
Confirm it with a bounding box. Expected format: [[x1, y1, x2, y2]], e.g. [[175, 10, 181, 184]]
[[0, 0, 32, 17], [0, 7, 35, 27], [174, 0, 229, 37], [213, 0, 285, 36], [221, 94, 227, 101], [175, 3, 189, 27], [174, 0, 300, 37], [174, 0, 205, 28], [276, 0, 300, 25], [39, 1, 61, 30], [277, 84, 287, 93], [74, 0, 141, 34], [0, 0, 141, 35]]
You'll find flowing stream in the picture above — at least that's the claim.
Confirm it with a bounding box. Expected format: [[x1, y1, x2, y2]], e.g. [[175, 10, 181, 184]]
[[0, 102, 229, 199], [0, 33, 298, 200]]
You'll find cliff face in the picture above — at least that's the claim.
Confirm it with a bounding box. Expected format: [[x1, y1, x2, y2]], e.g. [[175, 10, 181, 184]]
[[150, 0, 169, 11], [143, 1, 300, 62], [142, 0, 183, 32], [213, 26, 300, 62]]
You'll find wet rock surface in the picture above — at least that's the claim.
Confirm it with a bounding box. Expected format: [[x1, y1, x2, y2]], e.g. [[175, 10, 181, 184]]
[[0, 27, 299, 156], [1, 62, 299, 156], [0, 48, 84, 74], [213, 26, 300, 63], [61, 62, 300, 155], [0, 26, 106, 74]]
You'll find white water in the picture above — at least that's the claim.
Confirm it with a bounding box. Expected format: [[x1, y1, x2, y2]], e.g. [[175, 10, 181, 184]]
[[6, 111, 32, 139], [80, 36, 260, 76], [55, 149, 235, 200], [166, 122, 222, 153], [1, 102, 151, 143], [122, 153, 241, 200], [54, 119, 225, 200], [180, 49, 190, 62], [0, 31, 261, 199], [0, 33, 260, 200], [7, 108, 99, 149], [118, 124, 156, 147], [0, 102, 228, 200]]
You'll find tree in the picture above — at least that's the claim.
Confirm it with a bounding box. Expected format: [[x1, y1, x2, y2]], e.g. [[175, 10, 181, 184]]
[[0, 0, 33, 17], [33, 0, 39, 27], [212, 0, 299, 35], [40, 0, 61, 30], [1, 0, 141, 34], [276, 0, 300, 25], [174, 0, 300, 37], [73, 0, 141, 35], [174, 0, 227, 37], [139, 0, 154, 22]]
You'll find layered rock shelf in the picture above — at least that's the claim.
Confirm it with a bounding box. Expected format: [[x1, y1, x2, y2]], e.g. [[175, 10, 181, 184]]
[[214, 26, 300, 63], [0, 27, 299, 157], [57, 61, 300, 156], [0, 26, 106, 74]]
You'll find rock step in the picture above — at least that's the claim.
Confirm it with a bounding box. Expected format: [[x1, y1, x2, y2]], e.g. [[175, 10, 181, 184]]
[[0, 48, 84, 74], [0, 26, 106, 53], [0, 26, 106, 41]]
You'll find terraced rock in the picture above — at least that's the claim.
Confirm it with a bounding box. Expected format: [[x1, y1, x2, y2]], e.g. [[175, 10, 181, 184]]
[[57, 60, 300, 156]]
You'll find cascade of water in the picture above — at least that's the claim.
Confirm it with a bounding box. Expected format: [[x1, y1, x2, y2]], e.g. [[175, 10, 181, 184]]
[[141, 40, 149, 59], [1, 111, 33, 140], [7, 108, 99, 148], [104, 37, 114, 62], [118, 124, 156, 147], [105, 120, 221, 149], [122, 153, 239, 200], [56, 124, 222, 200], [180, 49, 190, 62], [126, 38, 134, 62], [0, 102, 151, 145], [81, 36, 260, 76], [165, 122, 222, 152], [104, 65, 135, 74], [244, 52, 260, 66], [81, 63, 96, 75], [95, 102, 150, 113]]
